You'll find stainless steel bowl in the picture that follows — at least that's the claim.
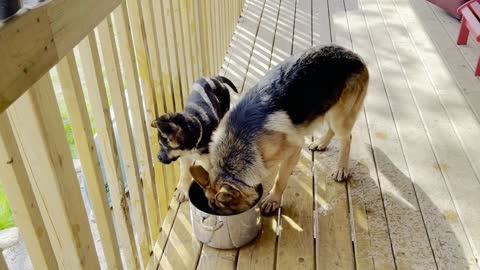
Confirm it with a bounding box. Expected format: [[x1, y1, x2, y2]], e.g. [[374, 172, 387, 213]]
[[189, 182, 262, 249]]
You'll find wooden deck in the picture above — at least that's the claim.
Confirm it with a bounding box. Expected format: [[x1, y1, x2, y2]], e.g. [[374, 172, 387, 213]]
[[151, 0, 480, 269]]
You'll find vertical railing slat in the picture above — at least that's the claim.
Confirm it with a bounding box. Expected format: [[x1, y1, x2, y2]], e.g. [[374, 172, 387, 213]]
[[140, 0, 170, 219], [168, 0, 188, 110], [124, 0, 161, 245], [158, 0, 182, 197], [0, 112, 58, 270], [8, 75, 100, 270], [205, 0, 215, 76], [79, 26, 139, 270], [175, 0, 194, 101], [151, 0, 178, 203], [211, 0, 220, 74], [198, 0, 211, 76], [111, 4, 153, 265], [188, 0, 201, 79], [221, 0, 227, 59], [162, 0, 184, 112], [57, 52, 123, 270]]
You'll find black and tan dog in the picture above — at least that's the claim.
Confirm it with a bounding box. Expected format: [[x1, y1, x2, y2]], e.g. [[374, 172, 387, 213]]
[[190, 45, 369, 215], [151, 76, 238, 202]]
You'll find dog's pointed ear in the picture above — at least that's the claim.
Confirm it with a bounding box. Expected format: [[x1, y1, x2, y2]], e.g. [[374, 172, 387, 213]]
[[190, 165, 210, 189], [153, 118, 181, 138], [216, 185, 240, 203], [151, 118, 160, 129]]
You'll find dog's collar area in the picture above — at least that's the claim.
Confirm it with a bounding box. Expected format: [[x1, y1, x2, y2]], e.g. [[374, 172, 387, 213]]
[[222, 173, 256, 189], [192, 116, 203, 149]]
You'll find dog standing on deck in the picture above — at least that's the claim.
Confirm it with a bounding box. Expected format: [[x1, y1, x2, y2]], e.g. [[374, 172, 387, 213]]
[[189, 45, 369, 215], [151, 76, 238, 202]]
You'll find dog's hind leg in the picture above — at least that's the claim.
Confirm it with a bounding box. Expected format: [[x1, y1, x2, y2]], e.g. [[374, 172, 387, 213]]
[[327, 71, 368, 181], [330, 132, 352, 181], [174, 156, 193, 202], [261, 146, 301, 216]]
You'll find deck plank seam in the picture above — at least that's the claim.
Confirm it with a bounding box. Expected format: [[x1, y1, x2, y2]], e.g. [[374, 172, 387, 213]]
[[370, 0, 443, 268], [238, 0, 269, 93], [360, 0, 429, 266], [155, 202, 181, 269], [389, 0, 480, 263]]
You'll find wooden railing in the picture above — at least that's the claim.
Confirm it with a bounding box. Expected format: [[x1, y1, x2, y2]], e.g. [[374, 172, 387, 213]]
[[0, 0, 244, 269]]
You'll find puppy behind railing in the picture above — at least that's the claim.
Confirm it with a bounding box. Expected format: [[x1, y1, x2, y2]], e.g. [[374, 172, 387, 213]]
[[151, 76, 238, 202]]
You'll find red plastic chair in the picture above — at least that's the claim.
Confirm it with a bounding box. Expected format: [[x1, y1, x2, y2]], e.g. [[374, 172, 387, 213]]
[[457, 0, 480, 76]]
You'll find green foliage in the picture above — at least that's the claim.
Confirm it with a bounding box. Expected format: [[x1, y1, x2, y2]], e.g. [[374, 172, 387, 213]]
[[0, 184, 15, 231]]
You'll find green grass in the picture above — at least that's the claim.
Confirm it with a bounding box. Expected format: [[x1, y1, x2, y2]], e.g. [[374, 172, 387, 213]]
[[0, 184, 15, 230]]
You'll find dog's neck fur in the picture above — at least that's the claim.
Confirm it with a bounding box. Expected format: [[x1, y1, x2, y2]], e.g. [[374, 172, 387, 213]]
[[211, 127, 268, 187]]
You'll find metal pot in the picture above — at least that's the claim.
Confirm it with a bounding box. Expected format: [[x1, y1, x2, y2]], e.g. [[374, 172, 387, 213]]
[[0, 0, 22, 21], [189, 182, 262, 249]]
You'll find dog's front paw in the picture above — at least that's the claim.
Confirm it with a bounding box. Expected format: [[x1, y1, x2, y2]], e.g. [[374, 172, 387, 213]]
[[330, 167, 349, 182], [260, 193, 282, 216], [308, 140, 329, 152], [174, 187, 189, 202]]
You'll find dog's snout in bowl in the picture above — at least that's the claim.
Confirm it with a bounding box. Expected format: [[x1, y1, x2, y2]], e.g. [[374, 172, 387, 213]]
[[189, 181, 263, 249]]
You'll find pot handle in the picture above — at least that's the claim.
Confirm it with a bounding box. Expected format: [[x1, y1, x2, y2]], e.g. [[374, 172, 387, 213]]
[[200, 217, 224, 231]]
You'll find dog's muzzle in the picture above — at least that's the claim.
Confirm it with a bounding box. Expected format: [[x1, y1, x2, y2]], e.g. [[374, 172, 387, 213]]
[[157, 153, 179, 164]]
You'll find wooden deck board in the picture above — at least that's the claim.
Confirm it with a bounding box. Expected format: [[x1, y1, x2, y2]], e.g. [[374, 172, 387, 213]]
[[275, 0, 315, 269], [374, 0, 480, 268], [236, 0, 291, 268], [159, 203, 202, 269], [153, 0, 480, 269], [342, 0, 397, 268], [314, 0, 355, 269], [359, 0, 439, 268], [392, 0, 480, 266]]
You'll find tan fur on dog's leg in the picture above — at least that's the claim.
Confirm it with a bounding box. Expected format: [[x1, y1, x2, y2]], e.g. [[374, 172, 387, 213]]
[[331, 134, 352, 181], [174, 157, 193, 202], [309, 127, 334, 151], [261, 146, 301, 215], [327, 70, 368, 181]]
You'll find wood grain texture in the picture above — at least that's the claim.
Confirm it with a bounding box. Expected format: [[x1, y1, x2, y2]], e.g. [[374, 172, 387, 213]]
[[341, 0, 396, 268], [112, 5, 154, 264], [9, 75, 100, 270], [139, 0, 170, 219], [243, 0, 280, 90], [57, 52, 123, 270], [159, 203, 202, 269], [0, 112, 58, 270], [313, 1, 355, 269], [124, 0, 161, 245], [151, 0, 178, 203], [0, 0, 122, 113], [146, 200, 180, 270], [197, 246, 237, 270], [276, 0, 314, 269], [236, 0, 287, 267], [81, 21, 139, 269], [223, 0, 266, 90]]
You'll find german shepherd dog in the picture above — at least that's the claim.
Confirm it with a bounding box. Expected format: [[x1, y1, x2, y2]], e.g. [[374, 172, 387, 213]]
[[151, 76, 238, 202], [189, 45, 369, 215]]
